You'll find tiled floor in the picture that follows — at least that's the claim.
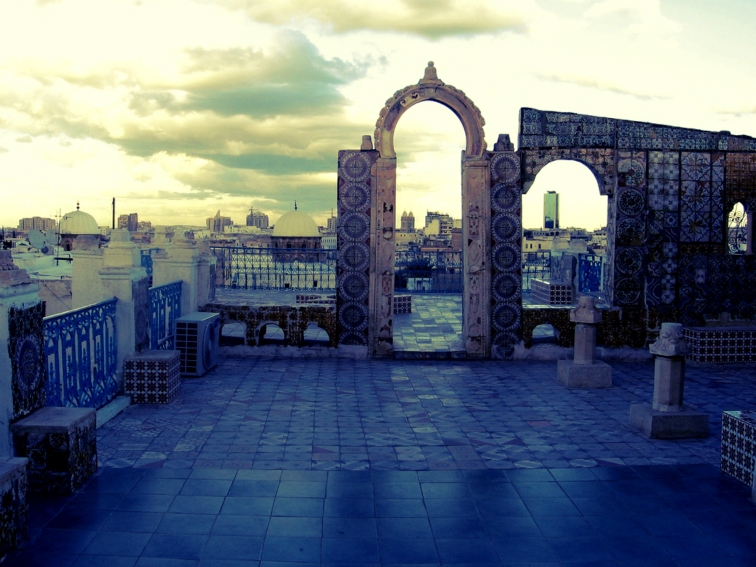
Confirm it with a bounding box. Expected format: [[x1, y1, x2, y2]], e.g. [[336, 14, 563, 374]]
[[7, 356, 756, 566], [393, 294, 463, 353]]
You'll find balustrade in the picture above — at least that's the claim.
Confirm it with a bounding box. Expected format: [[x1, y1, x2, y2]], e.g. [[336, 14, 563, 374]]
[[43, 298, 118, 409], [149, 280, 182, 350]]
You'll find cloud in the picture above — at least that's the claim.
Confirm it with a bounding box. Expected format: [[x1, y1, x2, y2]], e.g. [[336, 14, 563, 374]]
[[584, 0, 681, 37], [15, 135, 32, 142], [0, 147, 8, 153], [537, 73, 669, 101], [223, 0, 527, 39]]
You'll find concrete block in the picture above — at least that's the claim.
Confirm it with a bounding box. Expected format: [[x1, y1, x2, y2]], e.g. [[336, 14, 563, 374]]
[[557, 360, 612, 388], [629, 403, 709, 439]]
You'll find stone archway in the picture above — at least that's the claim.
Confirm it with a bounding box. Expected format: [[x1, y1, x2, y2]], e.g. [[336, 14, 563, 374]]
[[335, 63, 490, 357]]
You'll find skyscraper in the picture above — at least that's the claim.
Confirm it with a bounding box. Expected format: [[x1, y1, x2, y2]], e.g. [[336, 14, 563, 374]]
[[544, 191, 559, 229]]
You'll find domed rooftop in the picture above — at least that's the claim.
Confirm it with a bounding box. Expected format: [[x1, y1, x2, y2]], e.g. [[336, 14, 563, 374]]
[[272, 206, 319, 238], [58, 206, 100, 235]]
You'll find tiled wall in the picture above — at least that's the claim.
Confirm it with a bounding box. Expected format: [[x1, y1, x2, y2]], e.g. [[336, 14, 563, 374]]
[[684, 327, 756, 363], [721, 410, 756, 486]]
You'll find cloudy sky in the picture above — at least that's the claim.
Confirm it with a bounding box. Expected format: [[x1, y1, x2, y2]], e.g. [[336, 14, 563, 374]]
[[2, 0, 755, 232]]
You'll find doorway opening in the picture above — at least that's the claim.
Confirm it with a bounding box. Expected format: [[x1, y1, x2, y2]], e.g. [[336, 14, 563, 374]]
[[392, 102, 465, 354], [522, 160, 608, 307]]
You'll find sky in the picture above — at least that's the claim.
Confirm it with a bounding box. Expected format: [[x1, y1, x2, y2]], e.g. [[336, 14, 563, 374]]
[[2, 0, 756, 233]]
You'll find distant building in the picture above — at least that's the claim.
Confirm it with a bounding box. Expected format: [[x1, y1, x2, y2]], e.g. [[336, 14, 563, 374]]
[[207, 210, 234, 233], [424, 211, 454, 238], [271, 205, 321, 249], [544, 191, 559, 229], [118, 213, 139, 232], [18, 217, 56, 232], [58, 204, 102, 251], [401, 211, 415, 232], [246, 209, 269, 229], [326, 213, 338, 233]]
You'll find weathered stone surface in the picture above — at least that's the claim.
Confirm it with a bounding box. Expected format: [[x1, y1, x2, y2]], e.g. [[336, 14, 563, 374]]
[[0, 458, 28, 560], [558, 359, 612, 388], [649, 322, 687, 357], [570, 296, 602, 324], [11, 407, 97, 495], [652, 355, 686, 412], [629, 403, 709, 439]]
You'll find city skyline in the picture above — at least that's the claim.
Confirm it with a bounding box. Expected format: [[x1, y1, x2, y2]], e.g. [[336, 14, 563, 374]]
[[1, 1, 755, 231]]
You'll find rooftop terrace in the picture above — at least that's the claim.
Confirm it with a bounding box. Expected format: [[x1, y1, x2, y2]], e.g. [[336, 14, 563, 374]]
[[7, 355, 756, 566]]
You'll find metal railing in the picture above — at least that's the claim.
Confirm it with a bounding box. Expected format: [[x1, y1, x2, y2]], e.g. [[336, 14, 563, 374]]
[[522, 251, 550, 292], [149, 280, 182, 350], [394, 250, 463, 293], [212, 247, 337, 291], [44, 298, 118, 409]]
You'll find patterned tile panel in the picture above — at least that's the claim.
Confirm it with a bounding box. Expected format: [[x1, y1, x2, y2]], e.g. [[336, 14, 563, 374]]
[[336, 150, 377, 347], [124, 350, 181, 404], [7, 303, 46, 421], [490, 151, 522, 359], [0, 459, 27, 560], [721, 410, 756, 486]]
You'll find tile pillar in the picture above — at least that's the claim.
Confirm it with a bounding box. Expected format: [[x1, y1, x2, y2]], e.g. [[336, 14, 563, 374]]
[[0, 252, 44, 458], [557, 296, 612, 388], [629, 322, 709, 438]]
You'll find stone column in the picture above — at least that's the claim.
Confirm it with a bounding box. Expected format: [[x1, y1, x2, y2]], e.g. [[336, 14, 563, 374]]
[[629, 322, 709, 438], [557, 296, 612, 388], [151, 237, 201, 316], [70, 235, 104, 309], [196, 240, 217, 307], [98, 230, 149, 382], [0, 252, 44, 458]]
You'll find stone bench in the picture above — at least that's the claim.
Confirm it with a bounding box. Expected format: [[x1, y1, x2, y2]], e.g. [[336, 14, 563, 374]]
[[11, 407, 97, 495], [721, 410, 756, 488], [0, 458, 28, 560], [124, 349, 181, 404]]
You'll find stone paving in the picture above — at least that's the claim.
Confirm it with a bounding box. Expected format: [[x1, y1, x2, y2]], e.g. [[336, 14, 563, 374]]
[[7, 356, 756, 566]]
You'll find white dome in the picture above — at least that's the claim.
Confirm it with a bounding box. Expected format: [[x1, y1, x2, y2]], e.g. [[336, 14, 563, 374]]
[[272, 210, 320, 237], [59, 209, 100, 235]]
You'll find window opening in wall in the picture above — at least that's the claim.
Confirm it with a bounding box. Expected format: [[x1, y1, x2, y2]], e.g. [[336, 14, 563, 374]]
[[220, 322, 246, 346], [532, 323, 558, 345], [258, 324, 284, 346], [392, 102, 465, 353], [522, 161, 608, 306], [728, 202, 751, 255], [303, 323, 329, 347]]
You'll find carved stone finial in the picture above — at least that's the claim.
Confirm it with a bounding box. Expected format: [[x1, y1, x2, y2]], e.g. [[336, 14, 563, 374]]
[[360, 135, 373, 151], [420, 61, 443, 85], [649, 322, 687, 357], [570, 296, 602, 324], [494, 134, 514, 152]]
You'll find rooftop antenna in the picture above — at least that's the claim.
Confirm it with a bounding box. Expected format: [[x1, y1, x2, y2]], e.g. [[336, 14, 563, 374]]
[[294, 200, 297, 211], [112, 198, 115, 230]]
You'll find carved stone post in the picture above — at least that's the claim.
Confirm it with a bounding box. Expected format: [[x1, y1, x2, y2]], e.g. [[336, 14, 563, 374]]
[[152, 237, 201, 316], [557, 296, 612, 388], [629, 322, 709, 438]]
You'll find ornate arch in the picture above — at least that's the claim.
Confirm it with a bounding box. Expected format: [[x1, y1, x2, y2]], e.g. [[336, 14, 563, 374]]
[[374, 62, 487, 159], [520, 148, 616, 196]]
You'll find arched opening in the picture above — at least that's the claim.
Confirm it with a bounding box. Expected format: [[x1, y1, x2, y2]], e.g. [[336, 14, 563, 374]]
[[220, 322, 246, 346], [522, 161, 608, 306], [258, 323, 284, 346], [532, 323, 559, 345], [728, 202, 751, 255], [303, 322, 330, 347], [392, 101, 465, 354]]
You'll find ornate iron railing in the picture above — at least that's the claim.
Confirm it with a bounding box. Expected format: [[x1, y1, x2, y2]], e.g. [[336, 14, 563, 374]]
[[522, 251, 550, 292], [578, 253, 603, 293], [212, 247, 337, 291], [44, 298, 118, 409], [394, 249, 463, 293], [149, 280, 182, 350]]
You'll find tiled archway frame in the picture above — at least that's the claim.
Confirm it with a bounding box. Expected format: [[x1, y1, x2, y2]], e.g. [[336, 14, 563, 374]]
[[365, 65, 491, 357]]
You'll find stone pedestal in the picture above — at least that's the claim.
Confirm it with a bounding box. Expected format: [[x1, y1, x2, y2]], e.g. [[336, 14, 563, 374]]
[[11, 407, 97, 495], [152, 237, 202, 316], [629, 323, 708, 439], [124, 350, 181, 404], [0, 458, 28, 560], [558, 296, 612, 388]]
